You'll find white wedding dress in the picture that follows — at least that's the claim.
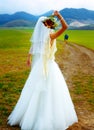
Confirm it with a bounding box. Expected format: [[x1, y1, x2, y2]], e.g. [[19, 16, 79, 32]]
[[8, 17, 78, 130]]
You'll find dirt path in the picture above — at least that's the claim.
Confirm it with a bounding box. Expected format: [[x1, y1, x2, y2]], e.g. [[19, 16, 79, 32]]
[[56, 41, 94, 130], [57, 41, 94, 82]]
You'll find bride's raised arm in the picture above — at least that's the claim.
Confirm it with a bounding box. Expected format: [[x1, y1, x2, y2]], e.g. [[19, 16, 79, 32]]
[[50, 11, 68, 40]]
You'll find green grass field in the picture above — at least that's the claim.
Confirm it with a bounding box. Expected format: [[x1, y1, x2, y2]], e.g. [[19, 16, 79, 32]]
[[58, 30, 94, 50], [0, 28, 94, 128], [0, 28, 94, 50]]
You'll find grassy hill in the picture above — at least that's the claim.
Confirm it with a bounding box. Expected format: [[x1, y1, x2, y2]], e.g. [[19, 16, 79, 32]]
[[3, 20, 35, 27], [0, 12, 38, 25]]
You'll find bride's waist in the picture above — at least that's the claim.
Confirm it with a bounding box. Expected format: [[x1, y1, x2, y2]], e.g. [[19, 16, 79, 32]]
[[33, 54, 55, 59]]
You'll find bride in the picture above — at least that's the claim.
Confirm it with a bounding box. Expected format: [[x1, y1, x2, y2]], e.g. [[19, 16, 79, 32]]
[[8, 11, 78, 130]]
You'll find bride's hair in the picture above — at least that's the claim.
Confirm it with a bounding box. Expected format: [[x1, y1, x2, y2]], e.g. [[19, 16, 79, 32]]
[[42, 15, 58, 29]]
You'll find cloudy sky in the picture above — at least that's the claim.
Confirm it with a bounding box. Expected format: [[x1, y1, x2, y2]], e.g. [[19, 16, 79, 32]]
[[0, 0, 94, 15]]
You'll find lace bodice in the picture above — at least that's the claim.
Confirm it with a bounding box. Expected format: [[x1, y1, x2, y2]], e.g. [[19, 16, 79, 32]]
[[43, 39, 57, 77], [44, 39, 57, 60]]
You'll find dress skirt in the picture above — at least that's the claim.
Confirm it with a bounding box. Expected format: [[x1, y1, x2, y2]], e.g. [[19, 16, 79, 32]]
[[8, 54, 78, 130]]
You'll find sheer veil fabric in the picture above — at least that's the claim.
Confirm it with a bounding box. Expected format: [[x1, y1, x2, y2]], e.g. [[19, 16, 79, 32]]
[[30, 16, 53, 55], [8, 16, 78, 130]]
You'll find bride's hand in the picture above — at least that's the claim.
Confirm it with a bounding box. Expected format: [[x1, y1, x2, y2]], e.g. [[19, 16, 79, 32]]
[[27, 54, 32, 67], [54, 10, 60, 16], [27, 59, 31, 67]]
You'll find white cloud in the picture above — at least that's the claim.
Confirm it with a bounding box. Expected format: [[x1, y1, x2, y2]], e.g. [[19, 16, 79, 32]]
[[0, 0, 94, 14]]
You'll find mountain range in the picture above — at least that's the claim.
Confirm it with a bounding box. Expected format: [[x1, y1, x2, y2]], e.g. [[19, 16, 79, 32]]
[[0, 8, 94, 29]]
